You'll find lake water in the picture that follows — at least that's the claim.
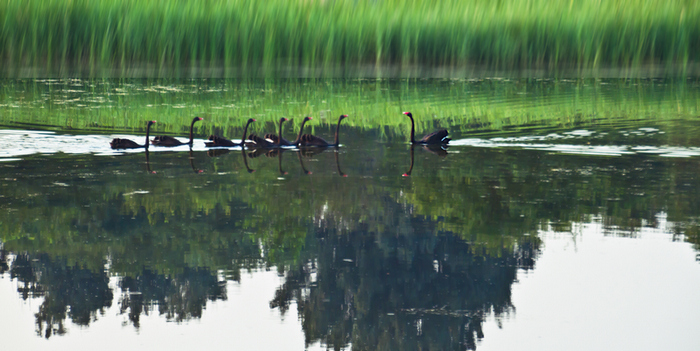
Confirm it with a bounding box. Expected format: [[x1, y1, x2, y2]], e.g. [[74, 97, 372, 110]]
[[1, 78, 700, 350]]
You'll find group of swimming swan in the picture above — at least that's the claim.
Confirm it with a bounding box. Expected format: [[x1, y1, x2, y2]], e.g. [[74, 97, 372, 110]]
[[110, 112, 450, 150]]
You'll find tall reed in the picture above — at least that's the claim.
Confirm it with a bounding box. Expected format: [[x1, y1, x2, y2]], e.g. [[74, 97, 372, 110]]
[[0, 0, 698, 75]]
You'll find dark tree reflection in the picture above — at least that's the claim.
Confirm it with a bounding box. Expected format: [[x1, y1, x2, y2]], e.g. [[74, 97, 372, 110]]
[[8, 253, 112, 338], [272, 215, 539, 351], [118, 267, 227, 327], [0, 249, 9, 274]]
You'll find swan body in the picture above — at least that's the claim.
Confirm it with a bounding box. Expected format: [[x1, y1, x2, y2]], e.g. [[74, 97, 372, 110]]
[[300, 115, 347, 147], [403, 112, 450, 145], [264, 118, 292, 145], [248, 116, 311, 148], [205, 118, 256, 147], [110, 121, 156, 149], [152, 117, 203, 146], [246, 133, 277, 148]]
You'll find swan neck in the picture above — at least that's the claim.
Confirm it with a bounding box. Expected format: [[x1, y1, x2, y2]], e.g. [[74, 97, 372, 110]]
[[408, 115, 416, 143], [241, 120, 252, 145], [189, 119, 197, 144], [294, 119, 307, 145], [145, 123, 152, 149], [334, 117, 344, 146], [278, 119, 285, 144]]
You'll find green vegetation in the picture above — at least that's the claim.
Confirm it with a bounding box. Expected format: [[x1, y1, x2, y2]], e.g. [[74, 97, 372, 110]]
[[1, 0, 698, 76], [1, 78, 699, 139]]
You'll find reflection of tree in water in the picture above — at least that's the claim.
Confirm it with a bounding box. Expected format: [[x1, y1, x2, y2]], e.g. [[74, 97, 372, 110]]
[[10, 253, 45, 300], [6, 251, 229, 335], [118, 267, 227, 327], [272, 216, 539, 351], [8, 253, 112, 338], [4, 143, 700, 343], [0, 249, 8, 274]]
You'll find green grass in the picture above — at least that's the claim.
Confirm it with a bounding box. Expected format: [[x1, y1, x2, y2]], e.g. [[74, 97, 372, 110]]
[[0, 0, 698, 76]]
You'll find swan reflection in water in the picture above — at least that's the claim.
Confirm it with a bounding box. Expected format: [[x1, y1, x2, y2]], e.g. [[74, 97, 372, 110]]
[[242, 146, 347, 177], [189, 149, 203, 174], [145, 149, 156, 174], [245, 147, 288, 175], [334, 150, 347, 177], [403, 144, 448, 177], [205, 148, 256, 173], [145, 148, 204, 174], [241, 149, 255, 173], [298, 147, 348, 177]]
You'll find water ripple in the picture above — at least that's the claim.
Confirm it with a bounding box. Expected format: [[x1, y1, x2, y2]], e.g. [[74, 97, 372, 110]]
[[451, 138, 700, 157], [0, 129, 211, 159], [2, 127, 699, 161]]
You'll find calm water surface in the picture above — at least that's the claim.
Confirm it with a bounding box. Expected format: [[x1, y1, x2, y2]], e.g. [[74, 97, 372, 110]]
[[1, 79, 700, 350]]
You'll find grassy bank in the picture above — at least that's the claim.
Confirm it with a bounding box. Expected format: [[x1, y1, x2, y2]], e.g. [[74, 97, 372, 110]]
[[1, 0, 698, 76]]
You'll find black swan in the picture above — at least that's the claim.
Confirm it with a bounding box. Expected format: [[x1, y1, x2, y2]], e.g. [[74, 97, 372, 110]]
[[300, 115, 347, 147], [152, 117, 203, 146], [290, 116, 312, 146], [205, 118, 256, 147], [264, 117, 291, 145], [248, 116, 311, 148], [403, 112, 450, 145], [110, 120, 156, 149], [246, 134, 277, 148]]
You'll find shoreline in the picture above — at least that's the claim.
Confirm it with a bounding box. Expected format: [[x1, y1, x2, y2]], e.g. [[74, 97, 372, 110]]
[[2, 62, 699, 79]]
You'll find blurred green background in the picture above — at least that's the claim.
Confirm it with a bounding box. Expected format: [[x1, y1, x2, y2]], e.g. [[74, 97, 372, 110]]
[[2, 0, 698, 77]]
